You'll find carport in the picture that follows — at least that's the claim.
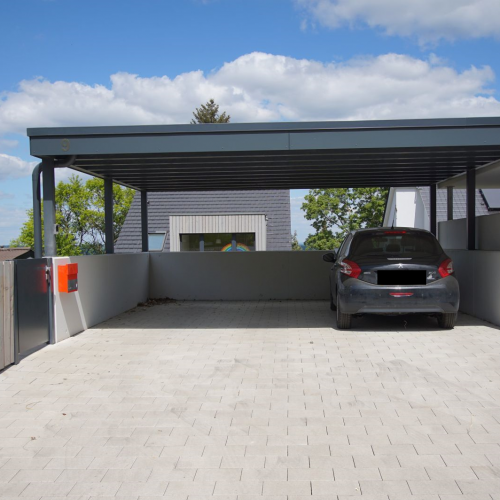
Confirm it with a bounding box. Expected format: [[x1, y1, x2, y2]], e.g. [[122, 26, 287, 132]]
[[28, 117, 500, 257], [7, 116, 498, 350]]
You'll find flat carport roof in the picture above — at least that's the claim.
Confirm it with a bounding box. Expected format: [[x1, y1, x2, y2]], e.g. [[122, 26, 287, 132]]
[[27, 116, 500, 256], [28, 117, 500, 191]]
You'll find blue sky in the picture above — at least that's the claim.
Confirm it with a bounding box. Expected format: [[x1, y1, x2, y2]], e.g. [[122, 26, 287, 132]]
[[1, 0, 500, 244]]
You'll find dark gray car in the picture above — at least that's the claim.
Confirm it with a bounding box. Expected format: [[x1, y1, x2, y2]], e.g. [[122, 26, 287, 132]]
[[323, 227, 460, 330]]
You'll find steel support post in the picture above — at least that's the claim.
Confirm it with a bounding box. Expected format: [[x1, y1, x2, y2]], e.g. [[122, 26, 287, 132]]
[[32, 163, 43, 258], [467, 168, 476, 250], [430, 184, 437, 236], [141, 191, 149, 252], [42, 158, 57, 257], [447, 186, 454, 221], [104, 178, 114, 254]]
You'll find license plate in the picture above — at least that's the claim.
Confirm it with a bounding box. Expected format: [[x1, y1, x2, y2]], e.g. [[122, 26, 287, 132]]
[[377, 270, 426, 285]]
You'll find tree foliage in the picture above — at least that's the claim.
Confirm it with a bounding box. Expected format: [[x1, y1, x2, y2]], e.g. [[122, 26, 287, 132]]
[[301, 188, 389, 250], [291, 230, 303, 251], [11, 175, 135, 256], [191, 99, 230, 124]]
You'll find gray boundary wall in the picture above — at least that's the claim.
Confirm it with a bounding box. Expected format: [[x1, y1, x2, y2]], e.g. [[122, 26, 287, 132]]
[[446, 250, 500, 326], [439, 214, 500, 326], [53, 254, 148, 342], [439, 212, 500, 251], [52, 252, 331, 342], [0, 262, 15, 370], [149, 252, 330, 301]]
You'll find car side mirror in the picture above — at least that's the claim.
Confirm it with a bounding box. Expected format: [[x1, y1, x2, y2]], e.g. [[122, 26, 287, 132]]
[[322, 252, 337, 263]]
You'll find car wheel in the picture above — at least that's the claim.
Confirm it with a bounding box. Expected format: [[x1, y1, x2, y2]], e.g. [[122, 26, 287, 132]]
[[330, 291, 336, 311], [336, 295, 351, 329], [438, 313, 456, 329]]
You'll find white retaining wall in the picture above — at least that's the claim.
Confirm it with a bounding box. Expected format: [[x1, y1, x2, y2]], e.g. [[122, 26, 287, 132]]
[[53, 253, 149, 342], [439, 213, 500, 326], [446, 249, 500, 326], [438, 212, 500, 251], [149, 251, 330, 301], [0, 262, 14, 370]]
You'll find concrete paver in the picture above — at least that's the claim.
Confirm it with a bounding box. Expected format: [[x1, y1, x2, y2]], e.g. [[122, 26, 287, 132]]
[[1, 300, 500, 498]]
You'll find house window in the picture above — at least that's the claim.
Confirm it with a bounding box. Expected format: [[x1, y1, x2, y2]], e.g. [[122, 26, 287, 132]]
[[204, 233, 232, 252], [180, 233, 255, 252], [180, 234, 200, 251], [148, 232, 166, 251]]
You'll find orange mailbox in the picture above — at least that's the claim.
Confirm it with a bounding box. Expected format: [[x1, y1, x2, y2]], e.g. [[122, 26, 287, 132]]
[[58, 263, 78, 293]]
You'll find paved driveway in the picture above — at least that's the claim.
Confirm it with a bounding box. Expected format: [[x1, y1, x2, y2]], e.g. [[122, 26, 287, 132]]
[[1, 301, 500, 499]]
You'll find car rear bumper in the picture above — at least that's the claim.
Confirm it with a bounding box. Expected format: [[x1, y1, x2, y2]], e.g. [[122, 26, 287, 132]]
[[338, 275, 460, 315]]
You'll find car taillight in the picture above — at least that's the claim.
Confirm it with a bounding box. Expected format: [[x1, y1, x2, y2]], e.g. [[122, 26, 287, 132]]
[[340, 259, 361, 279], [438, 258, 454, 278]]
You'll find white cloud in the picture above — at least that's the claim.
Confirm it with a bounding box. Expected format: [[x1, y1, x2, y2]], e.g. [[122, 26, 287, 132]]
[[0, 154, 37, 181], [0, 139, 18, 151], [0, 206, 29, 244], [54, 168, 91, 184], [295, 0, 500, 44], [0, 52, 499, 138]]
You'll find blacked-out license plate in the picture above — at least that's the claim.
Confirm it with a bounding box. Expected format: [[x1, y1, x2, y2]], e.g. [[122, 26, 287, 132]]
[[377, 270, 426, 285]]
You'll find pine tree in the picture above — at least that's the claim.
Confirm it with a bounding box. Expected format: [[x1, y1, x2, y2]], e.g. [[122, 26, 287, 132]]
[[291, 230, 303, 251], [191, 99, 230, 124]]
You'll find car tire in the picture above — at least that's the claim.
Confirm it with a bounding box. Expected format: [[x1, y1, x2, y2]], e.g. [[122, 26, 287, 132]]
[[438, 313, 456, 329], [330, 291, 336, 311], [336, 295, 351, 329]]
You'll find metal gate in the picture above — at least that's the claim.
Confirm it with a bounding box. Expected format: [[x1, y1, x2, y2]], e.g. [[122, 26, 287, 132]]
[[14, 258, 53, 363]]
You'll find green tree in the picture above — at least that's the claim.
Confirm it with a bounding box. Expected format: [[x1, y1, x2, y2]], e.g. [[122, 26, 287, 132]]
[[11, 175, 135, 256], [301, 188, 388, 250], [291, 230, 303, 251], [191, 99, 230, 124]]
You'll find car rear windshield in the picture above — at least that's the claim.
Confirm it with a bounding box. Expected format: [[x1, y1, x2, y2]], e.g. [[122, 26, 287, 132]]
[[349, 231, 441, 258]]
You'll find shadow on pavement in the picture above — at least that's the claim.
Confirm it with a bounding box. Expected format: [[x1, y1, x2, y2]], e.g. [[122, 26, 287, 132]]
[[94, 301, 495, 332]]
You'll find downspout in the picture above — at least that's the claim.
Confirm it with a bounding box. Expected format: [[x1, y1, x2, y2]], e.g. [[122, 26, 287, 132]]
[[32, 155, 76, 346], [32, 155, 77, 258], [32, 163, 43, 258]]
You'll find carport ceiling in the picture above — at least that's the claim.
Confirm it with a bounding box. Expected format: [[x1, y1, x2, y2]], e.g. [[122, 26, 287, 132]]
[[28, 117, 500, 191]]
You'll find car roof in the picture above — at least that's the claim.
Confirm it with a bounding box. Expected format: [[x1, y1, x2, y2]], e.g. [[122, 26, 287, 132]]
[[351, 227, 433, 235]]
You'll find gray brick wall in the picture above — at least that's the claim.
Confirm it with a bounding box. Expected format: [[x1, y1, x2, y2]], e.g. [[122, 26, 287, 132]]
[[419, 187, 489, 223], [115, 190, 291, 253]]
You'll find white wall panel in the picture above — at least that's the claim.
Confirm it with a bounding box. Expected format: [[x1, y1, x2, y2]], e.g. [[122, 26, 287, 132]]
[[447, 249, 500, 326], [438, 212, 500, 250], [53, 254, 149, 342], [170, 214, 267, 251]]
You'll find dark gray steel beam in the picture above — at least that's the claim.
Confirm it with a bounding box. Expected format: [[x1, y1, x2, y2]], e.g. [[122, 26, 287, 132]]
[[76, 162, 475, 173], [430, 184, 437, 236], [141, 191, 148, 252], [42, 158, 57, 257], [467, 169, 476, 250], [25, 116, 500, 137], [104, 170, 464, 180], [447, 186, 454, 221], [104, 178, 114, 254], [124, 175, 455, 187], [29, 125, 500, 157]]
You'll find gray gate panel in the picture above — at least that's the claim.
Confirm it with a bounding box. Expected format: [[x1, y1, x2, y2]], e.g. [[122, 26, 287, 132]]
[[15, 258, 50, 360]]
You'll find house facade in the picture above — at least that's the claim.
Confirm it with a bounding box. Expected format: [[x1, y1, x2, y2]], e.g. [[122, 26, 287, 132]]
[[115, 190, 292, 253], [383, 187, 492, 230]]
